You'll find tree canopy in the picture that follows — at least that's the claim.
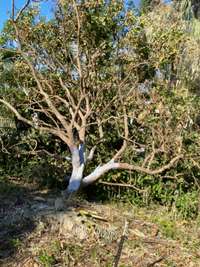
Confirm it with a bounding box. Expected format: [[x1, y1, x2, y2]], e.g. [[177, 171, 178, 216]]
[[0, 0, 200, 207]]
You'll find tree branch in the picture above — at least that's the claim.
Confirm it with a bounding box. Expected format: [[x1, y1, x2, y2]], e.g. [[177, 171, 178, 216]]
[[12, 0, 31, 22], [0, 99, 71, 145], [82, 155, 183, 186]]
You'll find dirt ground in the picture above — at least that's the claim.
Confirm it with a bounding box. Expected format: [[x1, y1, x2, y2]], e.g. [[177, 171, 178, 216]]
[[1, 179, 200, 267]]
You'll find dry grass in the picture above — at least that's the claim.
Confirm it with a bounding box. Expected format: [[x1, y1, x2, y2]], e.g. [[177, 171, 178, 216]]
[[1, 181, 200, 267]]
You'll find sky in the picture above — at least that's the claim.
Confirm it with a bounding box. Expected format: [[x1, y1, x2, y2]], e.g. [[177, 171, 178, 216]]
[[0, 0, 55, 30], [0, 0, 141, 31]]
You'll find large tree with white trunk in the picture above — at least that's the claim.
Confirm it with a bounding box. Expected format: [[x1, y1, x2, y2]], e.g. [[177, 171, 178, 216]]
[[0, 0, 187, 196]]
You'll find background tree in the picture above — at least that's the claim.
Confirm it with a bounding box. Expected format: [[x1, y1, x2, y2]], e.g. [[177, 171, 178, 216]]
[[174, 0, 200, 19], [140, 0, 161, 13]]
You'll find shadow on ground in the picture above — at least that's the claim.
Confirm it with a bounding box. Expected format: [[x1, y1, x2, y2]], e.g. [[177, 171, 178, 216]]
[[1, 179, 200, 267], [0, 176, 104, 264], [0, 179, 61, 262]]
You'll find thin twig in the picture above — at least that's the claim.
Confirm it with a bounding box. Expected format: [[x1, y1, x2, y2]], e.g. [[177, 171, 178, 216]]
[[99, 181, 146, 192], [147, 256, 165, 267], [113, 220, 129, 267]]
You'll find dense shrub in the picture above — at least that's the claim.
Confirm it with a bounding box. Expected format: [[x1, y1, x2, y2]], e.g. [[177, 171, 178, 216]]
[[1, 1, 200, 217]]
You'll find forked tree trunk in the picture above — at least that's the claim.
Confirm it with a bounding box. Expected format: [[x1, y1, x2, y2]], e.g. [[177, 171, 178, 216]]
[[65, 145, 182, 195], [67, 145, 85, 193]]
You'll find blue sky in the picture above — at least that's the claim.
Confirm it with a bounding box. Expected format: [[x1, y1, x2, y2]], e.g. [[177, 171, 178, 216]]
[[0, 0, 55, 30], [0, 0, 140, 31]]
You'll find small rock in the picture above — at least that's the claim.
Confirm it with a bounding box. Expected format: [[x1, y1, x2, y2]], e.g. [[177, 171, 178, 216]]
[[54, 197, 65, 211]]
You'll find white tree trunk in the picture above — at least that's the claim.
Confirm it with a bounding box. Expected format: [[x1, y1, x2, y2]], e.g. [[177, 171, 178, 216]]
[[65, 144, 181, 195], [67, 163, 84, 193], [67, 146, 85, 193]]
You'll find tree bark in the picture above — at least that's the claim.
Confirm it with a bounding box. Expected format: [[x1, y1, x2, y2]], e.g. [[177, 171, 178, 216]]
[[64, 152, 182, 194], [66, 145, 85, 193]]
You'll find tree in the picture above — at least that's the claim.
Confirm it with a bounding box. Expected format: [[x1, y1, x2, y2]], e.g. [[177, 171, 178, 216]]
[[140, 0, 161, 13], [0, 0, 186, 196], [174, 0, 200, 19]]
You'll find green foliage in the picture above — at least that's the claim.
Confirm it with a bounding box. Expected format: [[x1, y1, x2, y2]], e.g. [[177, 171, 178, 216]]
[[10, 238, 22, 249], [175, 191, 199, 219], [154, 217, 178, 238], [140, 0, 153, 13], [1, 0, 200, 218], [140, 0, 161, 14], [38, 251, 56, 267]]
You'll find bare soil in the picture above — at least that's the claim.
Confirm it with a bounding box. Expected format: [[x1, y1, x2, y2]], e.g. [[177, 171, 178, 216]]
[[1, 179, 200, 267]]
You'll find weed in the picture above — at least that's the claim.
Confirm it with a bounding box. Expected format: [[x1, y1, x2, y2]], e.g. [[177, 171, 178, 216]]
[[38, 250, 56, 267], [10, 238, 22, 248]]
